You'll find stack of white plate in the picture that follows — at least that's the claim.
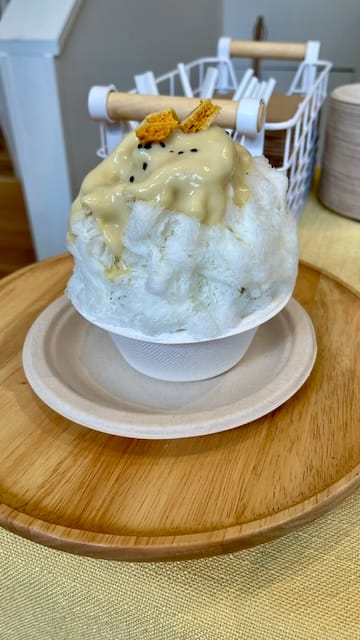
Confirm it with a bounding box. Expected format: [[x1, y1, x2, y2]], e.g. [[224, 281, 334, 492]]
[[319, 83, 360, 220]]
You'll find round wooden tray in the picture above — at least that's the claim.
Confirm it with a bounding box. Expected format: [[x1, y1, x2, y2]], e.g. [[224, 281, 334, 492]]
[[0, 255, 359, 561]]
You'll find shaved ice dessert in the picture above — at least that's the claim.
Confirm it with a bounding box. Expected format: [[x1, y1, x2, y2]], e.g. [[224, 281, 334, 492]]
[[66, 103, 298, 346]]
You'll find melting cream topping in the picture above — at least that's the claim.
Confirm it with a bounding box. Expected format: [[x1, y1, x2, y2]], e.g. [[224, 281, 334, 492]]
[[69, 126, 252, 275]]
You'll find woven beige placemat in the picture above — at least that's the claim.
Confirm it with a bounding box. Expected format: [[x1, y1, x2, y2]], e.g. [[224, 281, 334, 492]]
[[298, 182, 360, 291], [1, 487, 359, 640]]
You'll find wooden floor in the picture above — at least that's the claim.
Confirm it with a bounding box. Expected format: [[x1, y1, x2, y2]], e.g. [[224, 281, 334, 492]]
[[0, 130, 36, 279]]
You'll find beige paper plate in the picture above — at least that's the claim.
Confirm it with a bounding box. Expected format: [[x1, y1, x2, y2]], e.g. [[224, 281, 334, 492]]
[[22, 296, 316, 439]]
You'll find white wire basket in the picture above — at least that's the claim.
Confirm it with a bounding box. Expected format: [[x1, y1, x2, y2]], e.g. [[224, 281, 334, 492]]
[[89, 37, 332, 217]]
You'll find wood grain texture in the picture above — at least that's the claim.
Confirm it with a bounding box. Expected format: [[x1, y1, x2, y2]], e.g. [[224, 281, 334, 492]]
[[106, 93, 264, 133], [0, 127, 36, 278], [0, 176, 35, 278], [0, 255, 359, 561], [229, 39, 308, 61]]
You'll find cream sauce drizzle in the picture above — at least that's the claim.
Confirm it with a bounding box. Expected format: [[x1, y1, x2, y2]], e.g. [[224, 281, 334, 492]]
[[69, 126, 252, 276]]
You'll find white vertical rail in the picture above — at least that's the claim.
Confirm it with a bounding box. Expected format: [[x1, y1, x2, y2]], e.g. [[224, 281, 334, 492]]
[[0, 0, 82, 259]]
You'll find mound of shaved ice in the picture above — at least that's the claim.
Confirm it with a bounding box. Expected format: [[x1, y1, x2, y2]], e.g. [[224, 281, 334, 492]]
[[67, 154, 298, 339]]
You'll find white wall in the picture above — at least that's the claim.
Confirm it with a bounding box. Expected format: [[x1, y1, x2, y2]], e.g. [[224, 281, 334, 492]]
[[57, 0, 223, 196], [222, 0, 359, 83]]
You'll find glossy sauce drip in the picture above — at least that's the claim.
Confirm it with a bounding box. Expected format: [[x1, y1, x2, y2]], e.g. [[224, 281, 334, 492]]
[[69, 127, 252, 275]]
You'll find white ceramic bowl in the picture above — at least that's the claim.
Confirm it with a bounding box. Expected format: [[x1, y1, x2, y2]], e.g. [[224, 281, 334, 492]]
[[76, 288, 293, 382]]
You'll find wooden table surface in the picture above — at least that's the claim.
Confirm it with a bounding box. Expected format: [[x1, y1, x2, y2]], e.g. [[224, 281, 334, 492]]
[[0, 187, 359, 561]]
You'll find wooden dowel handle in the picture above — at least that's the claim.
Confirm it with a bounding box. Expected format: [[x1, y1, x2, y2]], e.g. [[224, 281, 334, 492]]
[[230, 39, 307, 61], [106, 92, 266, 133]]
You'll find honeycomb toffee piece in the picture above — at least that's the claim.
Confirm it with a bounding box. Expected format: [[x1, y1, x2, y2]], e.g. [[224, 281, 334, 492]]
[[135, 108, 179, 144], [135, 100, 221, 144], [178, 99, 221, 133]]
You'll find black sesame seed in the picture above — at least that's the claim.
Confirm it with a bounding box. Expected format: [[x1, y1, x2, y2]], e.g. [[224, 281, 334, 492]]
[[178, 150, 184, 155], [169, 150, 174, 153], [142, 162, 147, 171], [159, 142, 166, 148], [129, 175, 135, 183], [190, 148, 198, 152], [144, 142, 152, 149], [137, 143, 143, 149]]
